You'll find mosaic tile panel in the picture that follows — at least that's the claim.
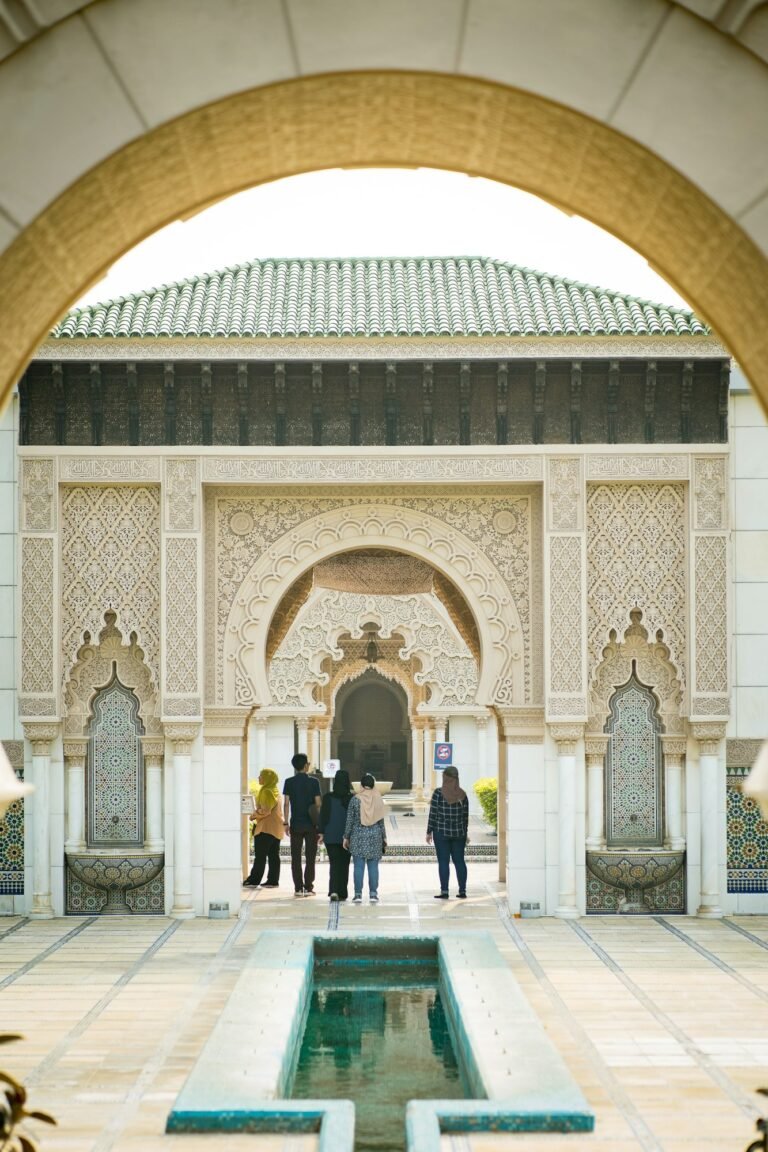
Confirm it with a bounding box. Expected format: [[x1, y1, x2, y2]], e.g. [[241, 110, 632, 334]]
[[65, 863, 165, 914], [727, 768, 768, 893], [88, 678, 144, 847], [606, 676, 662, 846], [586, 868, 686, 913], [0, 769, 25, 896]]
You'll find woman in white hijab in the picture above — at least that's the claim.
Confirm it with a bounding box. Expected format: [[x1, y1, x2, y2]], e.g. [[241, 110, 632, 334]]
[[343, 773, 387, 904]]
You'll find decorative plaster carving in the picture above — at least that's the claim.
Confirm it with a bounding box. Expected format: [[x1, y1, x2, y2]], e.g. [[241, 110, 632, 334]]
[[506, 734, 544, 744], [585, 736, 609, 762], [213, 495, 530, 710], [21, 458, 55, 531], [726, 739, 762, 768], [661, 737, 687, 761], [18, 696, 57, 716], [694, 456, 726, 530], [549, 535, 583, 697], [203, 708, 249, 745], [62, 739, 88, 762], [690, 695, 729, 717], [165, 458, 198, 532], [204, 455, 543, 484], [61, 486, 161, 693], [693, 535, 728, 695], [140, 737, 165, 763], [588, 612, 683, 736], [547, 695, 587, 716], [587, 483, 686, 690], [21, 536, 55, 695], [690, 722, 726, 755], [549, 723, 583, 754], [163, 696, 202, 716], [269, 589, 478, 710], [164, 723, 200, 755], [58, 457, 161, 481], [165, 537, 198, 696], [37, 335, 726, 363], [1, 741, 23, 770], [63, 614, 161, 739], [23, 723, 59, 753], [586, 456, 688, 479], [548, 457, 582, 532]]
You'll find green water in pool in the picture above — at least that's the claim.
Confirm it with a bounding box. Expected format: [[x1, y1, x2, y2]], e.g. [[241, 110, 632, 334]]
[[290, 964, 468, 1152]]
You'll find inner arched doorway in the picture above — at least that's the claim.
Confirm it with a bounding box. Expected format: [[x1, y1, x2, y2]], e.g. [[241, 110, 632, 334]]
[[332, 673, 411, 790]]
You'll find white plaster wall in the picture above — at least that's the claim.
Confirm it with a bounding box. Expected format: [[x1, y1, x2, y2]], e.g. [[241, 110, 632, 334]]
[[505, 741, 546, 916], [728, 380, 768, 912], [202, 742, 242, 918], [447, 715, 482, 815], [0, 397, 18, 742], [266, 715, 296, 796]]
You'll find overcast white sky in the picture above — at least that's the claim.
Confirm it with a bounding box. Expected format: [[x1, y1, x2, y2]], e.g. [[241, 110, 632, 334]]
[[76, 168, 690, 310]]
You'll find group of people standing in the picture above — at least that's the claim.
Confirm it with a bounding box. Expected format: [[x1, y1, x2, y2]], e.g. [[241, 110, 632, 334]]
[[244, 752, 470, 901]]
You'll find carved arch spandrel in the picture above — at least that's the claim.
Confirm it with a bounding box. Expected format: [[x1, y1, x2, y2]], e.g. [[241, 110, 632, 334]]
[[223, 506, 523, 709], [63, 612, 161, 739], [588, 611, 684, 737]]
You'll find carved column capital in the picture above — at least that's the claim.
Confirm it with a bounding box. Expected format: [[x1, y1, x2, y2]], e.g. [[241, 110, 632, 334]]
[[661, 736, 687, 764], [550, 723, 583, 755], [474, 714, 489, 730], [164, 723, 200, 755], [140, 737, 165, 766], [63, 739, 88, 763], [24, 723, 59, 755], [584, 736, 608, 766], [690, 722, 726, 755], [295, 717, 310, 732]]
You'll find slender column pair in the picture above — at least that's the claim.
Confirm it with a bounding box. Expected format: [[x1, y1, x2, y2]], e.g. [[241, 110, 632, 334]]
[[24, 724, 59, 920], [551, 725, 582, 919]]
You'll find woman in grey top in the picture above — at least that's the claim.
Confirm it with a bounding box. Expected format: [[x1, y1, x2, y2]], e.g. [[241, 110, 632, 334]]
[[343, 773, 387, 903]]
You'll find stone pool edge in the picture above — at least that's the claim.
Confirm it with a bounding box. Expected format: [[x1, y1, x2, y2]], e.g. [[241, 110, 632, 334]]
[[165, 929, 594, 1150]]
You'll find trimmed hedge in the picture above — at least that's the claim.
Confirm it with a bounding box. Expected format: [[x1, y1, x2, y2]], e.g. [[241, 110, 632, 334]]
[[473, 776, 498, 830]]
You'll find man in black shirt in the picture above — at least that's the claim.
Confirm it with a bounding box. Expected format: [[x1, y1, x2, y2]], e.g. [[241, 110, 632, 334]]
[[282, 752, 322, 896]]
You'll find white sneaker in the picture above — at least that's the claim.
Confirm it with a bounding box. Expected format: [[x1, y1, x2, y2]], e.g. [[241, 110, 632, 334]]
[[370, 893, 379, 903], [353, 894, 362, 903]]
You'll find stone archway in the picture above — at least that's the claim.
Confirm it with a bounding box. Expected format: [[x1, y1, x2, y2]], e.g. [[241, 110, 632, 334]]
[[1, 52, 767, 409], [222, 503, 525, 709]]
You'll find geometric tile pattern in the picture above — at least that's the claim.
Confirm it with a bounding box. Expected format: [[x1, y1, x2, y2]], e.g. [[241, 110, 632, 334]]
[[65, 861, 165, 914], [88, 677, 144, 846], [727, 769, 768, 893], [0, 769, 25, 895], [586, 863, 686, 913], [606, 676, 662, 846]]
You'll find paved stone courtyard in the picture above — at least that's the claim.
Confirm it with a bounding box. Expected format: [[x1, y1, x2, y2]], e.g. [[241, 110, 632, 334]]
[[2, 859, 767, 1152]]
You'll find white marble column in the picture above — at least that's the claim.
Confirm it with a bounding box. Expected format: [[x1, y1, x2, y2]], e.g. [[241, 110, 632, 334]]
[[142, 738, 165, 852], [296, 718, 310, 758], [693, 724, 725, 918], [551, 725, 582, 919], [25, 724, 58, 919], [662, 738, 686, 851], [63, 740, 87, 853], [318, 726, 329, 771], [253, 717, 268, 774], [475, 713, 489, 777], [310, 726, 321, 771], [411, 721, 424, 799], [423, 724, 434, 794], [167, 724, 198, 920], [584, 737, 608, 850]]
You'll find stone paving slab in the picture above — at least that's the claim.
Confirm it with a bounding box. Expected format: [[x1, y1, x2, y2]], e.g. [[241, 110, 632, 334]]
[[0, 863, 766, 1151]]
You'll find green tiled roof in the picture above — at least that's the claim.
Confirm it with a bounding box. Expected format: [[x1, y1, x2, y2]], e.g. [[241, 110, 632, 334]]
[[52, 256, 709, 340]]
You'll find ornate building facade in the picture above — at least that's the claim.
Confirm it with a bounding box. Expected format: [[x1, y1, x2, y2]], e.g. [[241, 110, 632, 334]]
[[2, 256, 765, 919]]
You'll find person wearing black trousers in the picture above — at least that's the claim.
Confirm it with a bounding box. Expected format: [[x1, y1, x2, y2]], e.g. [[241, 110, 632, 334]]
[[318, 769, 354, 902], [243, 768, 284, 888]]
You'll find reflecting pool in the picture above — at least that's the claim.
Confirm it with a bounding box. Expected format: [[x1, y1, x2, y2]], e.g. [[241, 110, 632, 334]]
[[290, 963, 468, 1152]]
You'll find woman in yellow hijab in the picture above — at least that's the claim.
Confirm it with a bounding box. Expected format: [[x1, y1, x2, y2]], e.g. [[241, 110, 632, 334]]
[[243, 768, 284, 888]]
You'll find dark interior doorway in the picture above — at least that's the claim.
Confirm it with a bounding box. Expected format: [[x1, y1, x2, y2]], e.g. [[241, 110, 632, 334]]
[[331, 673, 411, 790]]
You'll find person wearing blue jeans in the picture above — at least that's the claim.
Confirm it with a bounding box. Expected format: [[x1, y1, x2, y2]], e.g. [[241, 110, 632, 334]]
[[426, 766, 469, 899], [343, 773, 387, 903]]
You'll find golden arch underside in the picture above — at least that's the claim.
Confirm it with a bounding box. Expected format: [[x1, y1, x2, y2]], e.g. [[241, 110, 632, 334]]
[[1, 71, 767, 409]]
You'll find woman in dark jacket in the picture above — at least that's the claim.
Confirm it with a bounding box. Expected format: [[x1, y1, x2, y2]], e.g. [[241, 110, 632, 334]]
[[318, 769, 354, 902]]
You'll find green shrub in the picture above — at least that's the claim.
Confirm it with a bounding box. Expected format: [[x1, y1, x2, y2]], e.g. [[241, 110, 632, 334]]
[[473, 776, 498, 830]]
